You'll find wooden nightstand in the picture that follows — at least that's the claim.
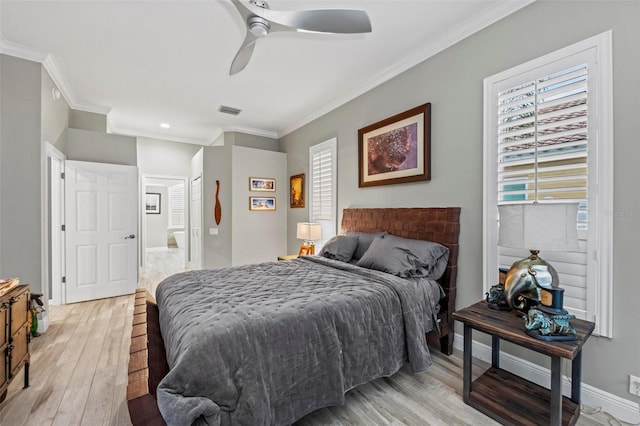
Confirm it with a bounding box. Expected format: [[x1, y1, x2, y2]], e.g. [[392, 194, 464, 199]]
[[453, 301, 595, 426], [277, 255, 298, 261]]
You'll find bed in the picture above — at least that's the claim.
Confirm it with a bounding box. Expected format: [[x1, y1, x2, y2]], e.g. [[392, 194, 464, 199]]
[[127, 207, 460, 426]]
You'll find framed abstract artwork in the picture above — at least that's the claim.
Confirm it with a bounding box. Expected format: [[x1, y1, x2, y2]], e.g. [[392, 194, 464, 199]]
[[290, 173, 305, 208]]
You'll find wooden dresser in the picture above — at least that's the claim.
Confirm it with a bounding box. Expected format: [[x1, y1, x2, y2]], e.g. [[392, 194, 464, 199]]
[[0, 285, 30, 403]]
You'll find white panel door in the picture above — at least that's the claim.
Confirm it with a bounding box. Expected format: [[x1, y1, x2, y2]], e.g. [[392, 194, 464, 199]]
[[65, 161, 138, 303]]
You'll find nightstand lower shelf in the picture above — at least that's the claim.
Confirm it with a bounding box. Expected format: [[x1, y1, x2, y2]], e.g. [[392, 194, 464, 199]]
[[453, 301, 594, 426], [468, 367, 580, 426]]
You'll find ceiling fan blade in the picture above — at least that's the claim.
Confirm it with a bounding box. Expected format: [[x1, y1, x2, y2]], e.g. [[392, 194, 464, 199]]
[[230, 0, 252, 22], [230, 31, 258, 75], [263, 9, 372, 34]]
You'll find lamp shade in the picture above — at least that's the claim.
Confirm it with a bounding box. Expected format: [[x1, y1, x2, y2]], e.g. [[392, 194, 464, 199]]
[[296, 222, 322, 241], [498, 203, 580, 252]]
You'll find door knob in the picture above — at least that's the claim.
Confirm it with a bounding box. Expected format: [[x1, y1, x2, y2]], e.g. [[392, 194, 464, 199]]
[[125, 234, 136, 239]]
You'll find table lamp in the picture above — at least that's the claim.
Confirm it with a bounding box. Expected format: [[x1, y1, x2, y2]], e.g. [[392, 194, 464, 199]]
[[498, 202, 580, 314], [297, 222, 322, 255]]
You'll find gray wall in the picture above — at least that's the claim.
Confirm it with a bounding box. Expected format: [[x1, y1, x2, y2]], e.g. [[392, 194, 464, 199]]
[[198, 132, 282, 268], [69, 109, 106, 133], [137, 137, 202, 177], [65, 127, 137, 165], [232, 146, 287, 265], [0, 55, 43, 296], [227, 131, 279, 152], [280, 1, 640, 401], [144, 185, 169, 248], [41, 71, 69, 148], [202, 138, 233, 269]]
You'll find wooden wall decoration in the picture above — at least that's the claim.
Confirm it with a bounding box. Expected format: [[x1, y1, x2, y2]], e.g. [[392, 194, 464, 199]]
[[215, 180, 222, 225]]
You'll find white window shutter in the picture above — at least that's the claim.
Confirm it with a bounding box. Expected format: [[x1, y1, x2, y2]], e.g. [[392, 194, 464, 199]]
[[311, 149, 333, 221], [484, 31, 613, 337], [309, 138, 337, 248], [497, 65, 590, 318], [168, 184, 184, 228]]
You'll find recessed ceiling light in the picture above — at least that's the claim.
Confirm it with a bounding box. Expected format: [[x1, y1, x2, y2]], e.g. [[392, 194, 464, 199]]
[[160, 123, 171, 129]]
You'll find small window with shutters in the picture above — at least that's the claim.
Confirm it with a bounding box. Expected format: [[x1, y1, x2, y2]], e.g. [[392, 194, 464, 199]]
[[168, 183, 185, 228], [483, 32, 613, 337], [309, 138, 337, 248]]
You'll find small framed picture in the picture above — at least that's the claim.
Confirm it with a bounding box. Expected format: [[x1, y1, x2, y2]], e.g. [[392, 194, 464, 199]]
[[249, 177, 276, 192], [290, 173, 304, 208], [145, 192, 161, 214], [249, 197, 276, 211]]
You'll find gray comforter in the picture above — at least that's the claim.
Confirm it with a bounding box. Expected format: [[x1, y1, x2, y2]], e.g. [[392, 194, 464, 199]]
[[155, 256, 443, 426]]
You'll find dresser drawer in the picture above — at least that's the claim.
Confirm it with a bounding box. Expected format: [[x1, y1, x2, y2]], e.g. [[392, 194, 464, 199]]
[[9, 324, 29, 379], [0, 349, 6, 389], [10, 287, 29, 336], [0, 303, 7, 348]]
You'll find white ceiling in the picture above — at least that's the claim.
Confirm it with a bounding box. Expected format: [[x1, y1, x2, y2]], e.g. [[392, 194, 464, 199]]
[[0, 0, 532, 145]]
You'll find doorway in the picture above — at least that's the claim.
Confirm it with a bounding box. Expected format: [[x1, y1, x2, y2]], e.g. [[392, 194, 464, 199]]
[[42, 143, 65, 330], [141, 175, 189, 289]]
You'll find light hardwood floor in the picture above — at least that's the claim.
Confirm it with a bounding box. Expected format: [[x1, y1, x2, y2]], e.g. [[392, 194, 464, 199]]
[[0, 250, 620, 425], [140, 248, 189, 296]]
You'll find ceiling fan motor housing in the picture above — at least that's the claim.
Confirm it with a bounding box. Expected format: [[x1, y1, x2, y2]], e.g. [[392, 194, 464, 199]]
[[248, 16, 270, 38]]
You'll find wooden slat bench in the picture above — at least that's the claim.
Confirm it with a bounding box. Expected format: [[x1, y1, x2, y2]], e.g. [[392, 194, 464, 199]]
[[127, 288, 169, 425]]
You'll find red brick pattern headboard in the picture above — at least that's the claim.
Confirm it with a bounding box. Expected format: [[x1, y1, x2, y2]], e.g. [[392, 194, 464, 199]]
[[341, 207, 461, 354]]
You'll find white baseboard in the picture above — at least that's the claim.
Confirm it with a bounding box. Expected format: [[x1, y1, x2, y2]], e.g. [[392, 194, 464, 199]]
[[453, 333, 640, 424]]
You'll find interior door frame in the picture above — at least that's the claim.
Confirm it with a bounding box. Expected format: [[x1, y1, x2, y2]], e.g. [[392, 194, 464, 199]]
[[41, 142, 66, 325], [189, 175, 202, 270], [140, 174, 189, 269]]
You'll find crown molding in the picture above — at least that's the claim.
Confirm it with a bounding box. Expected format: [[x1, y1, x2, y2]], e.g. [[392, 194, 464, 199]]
[[277, 0, 535, 137], [108, 121, 210, 146], [221, 125, 278, 140], [0, 34, 111, 115], [0, 35, 47, 62], [42, 54, 111, 115], [207, 128, 225, 146]]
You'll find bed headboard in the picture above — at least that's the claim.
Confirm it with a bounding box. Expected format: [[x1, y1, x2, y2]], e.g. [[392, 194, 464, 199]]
[[340, 207, 461, 354]]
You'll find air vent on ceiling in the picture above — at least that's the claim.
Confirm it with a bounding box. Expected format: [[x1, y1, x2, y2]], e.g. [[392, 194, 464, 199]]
[[218, 105, 242, 116]]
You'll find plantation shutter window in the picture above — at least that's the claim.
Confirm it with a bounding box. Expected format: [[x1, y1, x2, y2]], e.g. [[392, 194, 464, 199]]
[[497, 64, 589, 320], [498, 65, 588, 206], [311, 148, 333, 221], [483, 32, 613, 337], [309, 138, 337, 248], [168, 183, 185, 228]]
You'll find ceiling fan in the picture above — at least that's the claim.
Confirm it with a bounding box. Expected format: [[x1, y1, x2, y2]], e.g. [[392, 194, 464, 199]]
[[229, 0, 372, 75]]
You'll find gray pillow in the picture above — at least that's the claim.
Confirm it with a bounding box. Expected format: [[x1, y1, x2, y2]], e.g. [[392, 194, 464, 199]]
[[356, 234, 449, 279], [345, 231, 388, 261], [318, 235, 359, 262]]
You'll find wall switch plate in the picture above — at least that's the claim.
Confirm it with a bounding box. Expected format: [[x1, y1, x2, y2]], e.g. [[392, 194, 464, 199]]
[[630, 375, 640, 396], [209, 228, 218, 236]]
